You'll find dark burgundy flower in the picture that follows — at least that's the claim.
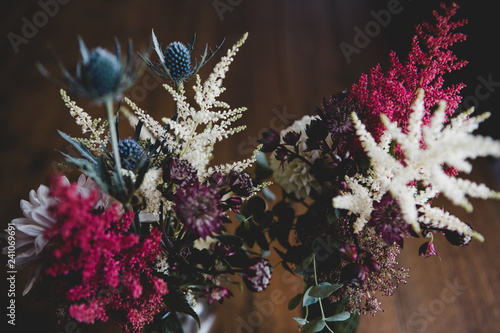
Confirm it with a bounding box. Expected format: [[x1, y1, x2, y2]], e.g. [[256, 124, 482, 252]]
[[339, 244, 358, 262], [200, 286, 233, 305], [368, 192, 410, 248], [164, 157, 197, 187], [211, 242, 237, 258], [243, 258, 272, 292], [283, 131, 301, 146], [305, 119, 328, 142], [364, 257, 381, 272], [173, 180, 225, 239], [418, 241, 441, 259], [209, 171, 227, 188], [340, 263, 366, 288], [315, 90, 359, 135], [228, 171, 253, 197], [223, 196, 244, 213], [259, 129, 280, 153]]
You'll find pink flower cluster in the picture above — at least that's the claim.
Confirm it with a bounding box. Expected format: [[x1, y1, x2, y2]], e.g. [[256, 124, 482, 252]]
[[349, 3, 467, 144], [43, 176, 168, 333]]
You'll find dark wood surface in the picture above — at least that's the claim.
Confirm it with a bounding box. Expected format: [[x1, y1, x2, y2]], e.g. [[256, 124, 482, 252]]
[[1, 1, 500, 332]]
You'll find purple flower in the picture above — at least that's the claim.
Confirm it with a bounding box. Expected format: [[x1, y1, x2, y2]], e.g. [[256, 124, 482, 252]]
[[243, 258, 272, 292], [208, 171, 227, 188], [340, 263, 366, 288], [211, 242, 236, 258], [228, 171, 254, 197], [282, 131, 301, 146], [368, 192, 410, 248], [200, 286, 233, 305], [418, 241, 441, 259], [315, 91, 358, 135], [165, 157, 197, 188], [339, 244, 358, 262], [173, 180, 225, 239], [258, 129, 280, 153]]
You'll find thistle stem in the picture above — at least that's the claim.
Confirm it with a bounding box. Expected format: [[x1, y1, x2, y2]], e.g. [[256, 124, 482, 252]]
[[104, 99, 125, 191]]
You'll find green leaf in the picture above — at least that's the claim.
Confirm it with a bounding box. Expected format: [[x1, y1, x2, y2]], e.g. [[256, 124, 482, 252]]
[[302, 286, 319, 307], [294, 253, 314, 274], [58, 130, 98, 164], [246, 196, 267, 214], [301, 318, 326, 333], [162, 289, 200, 328], [293, 317, 308, 326], [308, 282, 343, 298], [288, 293, 303, 310], [215, 234, 243, 248], [325, 311, 351, 322]]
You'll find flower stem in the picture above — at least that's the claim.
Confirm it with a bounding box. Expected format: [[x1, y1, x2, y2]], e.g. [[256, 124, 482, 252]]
[[104, 99, 125, 191]]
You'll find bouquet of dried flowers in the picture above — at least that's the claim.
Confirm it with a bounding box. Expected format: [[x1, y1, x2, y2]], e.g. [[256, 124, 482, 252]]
[[256, 3, 500, 332], [4, 32, 274, 332]]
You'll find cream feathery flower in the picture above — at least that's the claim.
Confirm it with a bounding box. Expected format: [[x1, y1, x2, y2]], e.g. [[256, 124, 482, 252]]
[[269, 115, 323, 199], [333, 89, 500, 240]]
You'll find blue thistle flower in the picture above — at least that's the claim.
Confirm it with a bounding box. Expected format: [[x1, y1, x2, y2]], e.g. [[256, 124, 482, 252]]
[[37, 37, 141, 103], [118, 138, 145, 170], [140, 30, 223, 85], [165, 42, 193, 82]]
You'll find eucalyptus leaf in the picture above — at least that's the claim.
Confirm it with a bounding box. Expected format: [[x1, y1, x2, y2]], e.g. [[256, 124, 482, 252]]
[[302, 286, 319, 307], [292, 317, 307, 326], [301, 318, 326, 333], [288, 293, 303, 310], [325, 311, 350, 322], [309, 282, 343, 298]]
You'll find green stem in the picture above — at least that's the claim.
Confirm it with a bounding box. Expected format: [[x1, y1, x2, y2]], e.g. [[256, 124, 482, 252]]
[[104, 99, 126, 192], [313, 254, 335, 333]]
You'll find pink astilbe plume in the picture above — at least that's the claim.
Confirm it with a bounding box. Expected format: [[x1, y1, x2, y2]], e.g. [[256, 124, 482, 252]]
[[43, 176, 168, 333], [349, 3, 467, 143]]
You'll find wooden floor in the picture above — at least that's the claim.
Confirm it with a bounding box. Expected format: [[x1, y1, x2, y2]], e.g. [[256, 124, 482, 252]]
[[1, 1, 500, 332]]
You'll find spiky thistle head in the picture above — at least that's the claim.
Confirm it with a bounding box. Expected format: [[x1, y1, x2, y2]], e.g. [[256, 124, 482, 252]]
[[37, 37, 141, 103]]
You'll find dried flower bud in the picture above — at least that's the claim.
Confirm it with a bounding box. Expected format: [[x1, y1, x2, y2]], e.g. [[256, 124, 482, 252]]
[[283, 131, 301, 146], [259, 129, 280, 153], [418, 241, 441, 259], [228, 171, 253, 197], [339, 244, 358, 262], [340, 263, 366, 288]]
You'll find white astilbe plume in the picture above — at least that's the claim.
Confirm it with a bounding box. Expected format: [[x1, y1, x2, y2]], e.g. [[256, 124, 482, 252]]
[[60, 89, 108, 155], [333, 89, 500, 240], [160, 33, 253, 178]]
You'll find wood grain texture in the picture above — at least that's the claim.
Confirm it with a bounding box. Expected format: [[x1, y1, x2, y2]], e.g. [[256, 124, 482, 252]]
[[1, 1, 500, 332]]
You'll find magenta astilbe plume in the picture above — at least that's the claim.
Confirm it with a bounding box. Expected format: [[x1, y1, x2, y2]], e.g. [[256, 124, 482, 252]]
[[44, 176, 168, 333], [349, 3, 467, 143]]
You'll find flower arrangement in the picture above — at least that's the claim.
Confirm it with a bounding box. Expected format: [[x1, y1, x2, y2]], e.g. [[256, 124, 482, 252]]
[[4, 2, 500, 333], [5, 32, 275, 333], [256, 3, 500, 332]]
